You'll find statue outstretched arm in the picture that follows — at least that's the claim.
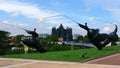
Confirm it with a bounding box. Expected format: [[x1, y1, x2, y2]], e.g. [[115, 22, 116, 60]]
[[77, 23, 89, 31]]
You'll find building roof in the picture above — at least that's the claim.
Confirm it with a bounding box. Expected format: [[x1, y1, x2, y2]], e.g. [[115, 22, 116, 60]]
[[59, 24, 64, 29]]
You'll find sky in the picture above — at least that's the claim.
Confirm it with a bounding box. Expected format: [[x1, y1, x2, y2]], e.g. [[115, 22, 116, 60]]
[[0, 0, 120, 36]]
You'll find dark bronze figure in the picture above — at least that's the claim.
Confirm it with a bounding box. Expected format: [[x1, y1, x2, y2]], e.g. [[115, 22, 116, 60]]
[[78, 23, 118, 50], [22, 28, 46, 53]]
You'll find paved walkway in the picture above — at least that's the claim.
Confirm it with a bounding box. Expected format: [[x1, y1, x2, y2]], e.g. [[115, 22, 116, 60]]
[[85, 53, 120, 65], [0, 53, 120, 68]]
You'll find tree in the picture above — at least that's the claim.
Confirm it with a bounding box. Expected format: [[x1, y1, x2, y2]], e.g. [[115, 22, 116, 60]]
[[47, 35, 58, 42], [75, 35, 90, 42], [77, 35, 84, 42], [0, 30, 10, 55], [14, 35, 24, 43], [118, 37, 120, 41], [83, 35, 90, 42]]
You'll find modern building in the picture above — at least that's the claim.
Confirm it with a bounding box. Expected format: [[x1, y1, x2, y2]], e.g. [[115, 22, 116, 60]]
[[39, 33, 50, 38], [52, 24, 73, 41]]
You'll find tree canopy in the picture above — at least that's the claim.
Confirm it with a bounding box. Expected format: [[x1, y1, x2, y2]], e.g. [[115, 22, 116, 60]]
[[0, 30, 10, 55]]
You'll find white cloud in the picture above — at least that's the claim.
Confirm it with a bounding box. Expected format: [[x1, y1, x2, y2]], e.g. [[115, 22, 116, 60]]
[[101, 23, 119, 34], [0, 0, 62, 35], [10, 11, 20, 17], [0, 0, 90, 36], [0, 20, 28, 36], [0, 0, 59, 19], [0, 0, 119, 36], [102, 26, 111, 33]]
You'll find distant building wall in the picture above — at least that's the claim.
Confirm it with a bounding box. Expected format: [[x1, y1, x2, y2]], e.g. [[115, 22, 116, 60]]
[[52, 24, 73, 41]]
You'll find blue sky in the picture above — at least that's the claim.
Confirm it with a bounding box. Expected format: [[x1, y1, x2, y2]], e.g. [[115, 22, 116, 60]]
[[0, 0, 120, 36]]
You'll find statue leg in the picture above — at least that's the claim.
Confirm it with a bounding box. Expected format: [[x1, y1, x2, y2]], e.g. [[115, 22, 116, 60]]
[[90, 40, 103, 50], [101, 38, 110, 47], [32, 36, 46, 53]]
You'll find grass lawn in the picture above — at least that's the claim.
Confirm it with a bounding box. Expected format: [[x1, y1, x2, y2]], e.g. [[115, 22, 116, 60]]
[[0, 46, 120, 62]]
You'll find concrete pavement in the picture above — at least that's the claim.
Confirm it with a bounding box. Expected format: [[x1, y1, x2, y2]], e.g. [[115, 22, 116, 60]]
[[0, 53, 120, 68]]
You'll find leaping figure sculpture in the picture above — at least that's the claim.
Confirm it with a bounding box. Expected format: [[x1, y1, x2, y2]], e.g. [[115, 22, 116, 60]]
[[25, 15, 118, 50], [78, 23, 118, 50], [21, 28, 46, 53]]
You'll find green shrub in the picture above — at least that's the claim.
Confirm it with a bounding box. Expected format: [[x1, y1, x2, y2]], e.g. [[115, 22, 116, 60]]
[[42, 42, 81, 52], [0, 48, 6, 55], [6, 47, 37, 54]]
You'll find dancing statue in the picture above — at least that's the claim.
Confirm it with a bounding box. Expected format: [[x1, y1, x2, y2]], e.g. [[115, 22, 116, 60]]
[[21, 28, 46, 53], [78, 23, 118, 50]]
